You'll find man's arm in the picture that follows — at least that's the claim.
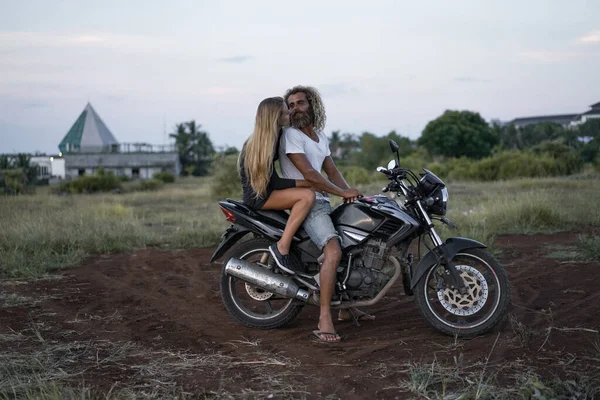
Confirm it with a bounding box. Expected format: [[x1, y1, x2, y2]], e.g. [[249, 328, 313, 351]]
[[287, 153, 348, 197], [322, 156, 349, 190]]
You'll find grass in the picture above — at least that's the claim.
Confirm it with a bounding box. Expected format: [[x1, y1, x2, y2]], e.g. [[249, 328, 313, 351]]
[[0, 328, 307, 399], [2, 175, 599, 278], [0, 177, 228, 278], [576, 235, 600, 261], [393, 357, 600, 399], [544, 235, 600, 261]]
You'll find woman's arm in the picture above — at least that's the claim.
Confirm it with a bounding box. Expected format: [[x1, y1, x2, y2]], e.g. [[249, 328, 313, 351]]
[[269, 167, 297, 190]]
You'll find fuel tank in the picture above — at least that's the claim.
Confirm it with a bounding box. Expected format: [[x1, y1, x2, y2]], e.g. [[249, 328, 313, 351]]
[[330, 195, 420, 248]]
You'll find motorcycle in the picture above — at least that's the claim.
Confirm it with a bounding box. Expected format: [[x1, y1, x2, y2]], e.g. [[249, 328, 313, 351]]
[[211, 140, 510, 337]]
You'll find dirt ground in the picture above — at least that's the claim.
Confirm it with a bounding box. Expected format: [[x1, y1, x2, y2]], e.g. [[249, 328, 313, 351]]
[[2, 231, 600, 399]]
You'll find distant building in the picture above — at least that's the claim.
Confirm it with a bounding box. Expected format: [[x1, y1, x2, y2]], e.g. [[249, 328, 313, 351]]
[[57, 103, 180, 179], [30, 155, 65, 180], [59, 103, 119, 153], [509, 101, 600, 128], [573, 101, 600, 126]]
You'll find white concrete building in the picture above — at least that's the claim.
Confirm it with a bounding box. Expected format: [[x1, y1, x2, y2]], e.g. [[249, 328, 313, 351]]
[[57, 103, 180, 179], [509, 100, 600, 128], [30, 155, 66, 179]]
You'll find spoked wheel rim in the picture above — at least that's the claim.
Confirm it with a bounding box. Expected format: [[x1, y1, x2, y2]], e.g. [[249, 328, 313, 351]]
[[423, 252, 502, 330], [227, 247, 295, 320]]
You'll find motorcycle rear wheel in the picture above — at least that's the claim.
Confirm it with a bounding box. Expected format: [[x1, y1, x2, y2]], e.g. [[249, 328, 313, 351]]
[[219, 238, 305, 329], [414, 248, 510, 337]]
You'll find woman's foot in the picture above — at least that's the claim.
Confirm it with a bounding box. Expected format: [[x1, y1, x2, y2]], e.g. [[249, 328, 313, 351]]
[[268, 243, 294, 274]]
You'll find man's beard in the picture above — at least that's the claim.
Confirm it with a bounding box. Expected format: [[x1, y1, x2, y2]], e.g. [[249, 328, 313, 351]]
[[291, 110, 313, 129]]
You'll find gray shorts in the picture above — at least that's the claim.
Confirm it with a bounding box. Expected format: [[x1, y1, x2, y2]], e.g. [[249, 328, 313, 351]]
[[302, 199, 340, 250]]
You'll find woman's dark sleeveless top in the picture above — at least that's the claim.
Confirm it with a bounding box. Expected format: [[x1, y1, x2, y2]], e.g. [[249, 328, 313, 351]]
[[239, 142, 296, 209]]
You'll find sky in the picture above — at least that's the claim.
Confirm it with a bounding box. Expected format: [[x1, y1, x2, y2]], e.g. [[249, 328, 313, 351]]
[[0, 0, 599, 155]]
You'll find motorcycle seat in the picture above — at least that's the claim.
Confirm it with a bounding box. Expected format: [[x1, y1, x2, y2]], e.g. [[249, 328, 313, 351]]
[[256, 209, 289, 225]]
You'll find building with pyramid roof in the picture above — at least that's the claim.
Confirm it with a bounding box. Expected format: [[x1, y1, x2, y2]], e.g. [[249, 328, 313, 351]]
[[57, 103, 180, 179], [59, 103, 119, 153]]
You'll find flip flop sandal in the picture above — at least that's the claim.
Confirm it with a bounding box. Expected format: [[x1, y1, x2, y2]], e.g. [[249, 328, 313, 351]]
[[312, 330, 341, 343]]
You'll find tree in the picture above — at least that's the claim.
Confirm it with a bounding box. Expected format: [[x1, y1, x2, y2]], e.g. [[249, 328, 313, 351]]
[[575, 119, 600, 164], [351, 131, 414, 170], [419, 110, 498, 159], [578, 118, 600, 140], [339, 133, 360, 162], [169, 120, 215, 176], [518, 123, 572, 149], [498, 123, 521, 150], [328, 131, 342, 159]]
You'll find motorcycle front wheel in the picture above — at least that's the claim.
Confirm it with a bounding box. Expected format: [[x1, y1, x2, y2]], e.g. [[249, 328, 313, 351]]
[[219, 237, 305, 329], [414, 248, 510, 337]]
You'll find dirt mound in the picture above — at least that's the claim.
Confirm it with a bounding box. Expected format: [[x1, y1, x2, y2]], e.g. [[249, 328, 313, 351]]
[[2, 232, 599, 398]]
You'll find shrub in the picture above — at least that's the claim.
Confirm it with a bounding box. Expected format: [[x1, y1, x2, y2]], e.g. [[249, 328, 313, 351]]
[[57, 168, 121, 194], [138, 179, 164, 191], [153, 171, 176, 183], [427, 150, 584, 182], [211, 154, 242, 199], [0, 169, 27, 194], [339, 166, 371, 186]]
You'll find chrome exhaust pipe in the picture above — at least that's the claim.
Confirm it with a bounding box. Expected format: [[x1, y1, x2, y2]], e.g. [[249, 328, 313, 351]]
[[224, 258, 310, 302]]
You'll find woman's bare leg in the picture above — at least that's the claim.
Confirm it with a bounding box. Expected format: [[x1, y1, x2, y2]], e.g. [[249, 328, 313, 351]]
[[260, 188, 315, 254]]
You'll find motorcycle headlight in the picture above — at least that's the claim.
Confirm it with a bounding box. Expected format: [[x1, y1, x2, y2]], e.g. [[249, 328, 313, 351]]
[[430, 187, 448, 216]]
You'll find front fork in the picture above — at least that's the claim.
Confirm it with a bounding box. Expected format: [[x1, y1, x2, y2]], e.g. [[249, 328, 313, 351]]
[[416, 200, 467, 293]]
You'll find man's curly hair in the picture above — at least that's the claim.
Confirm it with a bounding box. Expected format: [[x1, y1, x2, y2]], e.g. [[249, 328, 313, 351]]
[[283, 85, 327, 132]]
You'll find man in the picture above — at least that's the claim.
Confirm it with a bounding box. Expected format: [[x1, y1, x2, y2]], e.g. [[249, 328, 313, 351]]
[[278, 85, 374, 342]]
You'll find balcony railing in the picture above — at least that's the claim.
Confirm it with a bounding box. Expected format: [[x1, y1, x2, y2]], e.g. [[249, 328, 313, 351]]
[[62, 143, 176, 154]]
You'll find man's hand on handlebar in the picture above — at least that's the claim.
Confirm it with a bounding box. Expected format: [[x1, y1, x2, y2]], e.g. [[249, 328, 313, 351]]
[[342, 188, 363, 203]]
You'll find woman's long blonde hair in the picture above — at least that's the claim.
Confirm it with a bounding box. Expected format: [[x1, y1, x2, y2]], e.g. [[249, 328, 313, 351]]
[[239, 97, 285, 199]]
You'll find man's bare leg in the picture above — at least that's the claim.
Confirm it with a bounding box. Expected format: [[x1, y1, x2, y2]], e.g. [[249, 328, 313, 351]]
[[316, 238, 342, 341]]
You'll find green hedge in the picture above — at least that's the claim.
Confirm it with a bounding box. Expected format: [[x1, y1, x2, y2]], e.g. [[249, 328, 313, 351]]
[[57, 168, 121, 194], [211, 154, 242, 199], [338, 166, 371, 186], [153, 171, 176, 183], [403, 150, 585, 182], [138, 179, 164, 191]]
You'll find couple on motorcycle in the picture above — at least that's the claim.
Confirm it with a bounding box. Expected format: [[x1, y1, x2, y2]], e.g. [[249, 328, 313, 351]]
[[238, 85, 373, 342]]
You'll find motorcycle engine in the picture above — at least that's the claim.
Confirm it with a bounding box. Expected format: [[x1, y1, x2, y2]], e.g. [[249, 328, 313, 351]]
[[344, 239, 396, 299]]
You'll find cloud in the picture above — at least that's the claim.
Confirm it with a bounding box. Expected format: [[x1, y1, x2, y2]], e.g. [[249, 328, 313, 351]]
[[453, 77, 492, 83], [319, 83, 359, 97], [518, 51, 581, 63], [576, 30, 600, 45], [218, 55, 252, 63], [21, 101, 49, 109], [204, 87, 242, 95], [0, 32, 170, 54]]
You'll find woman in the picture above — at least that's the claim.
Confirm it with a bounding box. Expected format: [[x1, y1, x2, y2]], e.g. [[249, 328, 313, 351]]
[[238, 96, 315, 274]]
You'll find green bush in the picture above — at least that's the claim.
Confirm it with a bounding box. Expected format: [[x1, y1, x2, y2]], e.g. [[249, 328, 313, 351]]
[[424, 150, 584, 182], [211, 154, 242, 199], [117, 175, 130, 182], [57, 168, 121, 194], [138, 179, 164, 191], [0, 169, 27, 194], [339, 166, 371, 186], [153, 171, 176, 183]]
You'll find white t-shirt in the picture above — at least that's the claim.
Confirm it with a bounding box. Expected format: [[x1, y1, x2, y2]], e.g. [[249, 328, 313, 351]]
[[278, 127, 331, 201]]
